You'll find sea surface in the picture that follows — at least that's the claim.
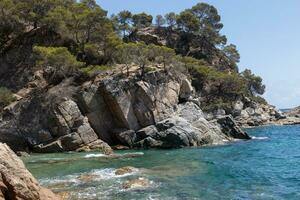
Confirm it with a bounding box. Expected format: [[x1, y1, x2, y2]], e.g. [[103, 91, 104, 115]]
[[23, 125, 300, 200]]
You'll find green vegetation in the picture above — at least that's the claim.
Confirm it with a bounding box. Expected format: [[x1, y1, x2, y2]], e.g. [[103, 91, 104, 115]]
[[0, 87, 15, 111], [80, 65, 110, 75], [0, 0, 267, 113], [33, 46, 84, 69], [33, 46, 84, 83], [241, 69, 266, 96]]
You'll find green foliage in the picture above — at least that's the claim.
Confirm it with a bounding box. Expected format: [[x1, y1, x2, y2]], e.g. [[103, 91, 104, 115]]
[[80, 65, 110, 75], [241, 69, 266, 95], [220, 44, 240, 71], [155, 15, 166, 27], [181, 57, 248, 112], [190, 3, 226, 45], [132, 13, 153, 29], [165, 12, 177, 28], [113, 10, 133, 37], [176, 10, 199, 32], [0, 87, 15, 111], [33, 46, 84, 69], [0, 0, 24, 51], [149, 45, 176, 71]]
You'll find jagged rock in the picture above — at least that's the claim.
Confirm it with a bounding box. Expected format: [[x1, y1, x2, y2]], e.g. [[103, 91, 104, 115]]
[[216, 115, 251, 139], [126, 102, 235, 149], [79, 69, 187, 144], [115, 130, 137, 148], [233, 100, 244, 116], [0, 143, 58, 200], [233, 100, 290, 127]]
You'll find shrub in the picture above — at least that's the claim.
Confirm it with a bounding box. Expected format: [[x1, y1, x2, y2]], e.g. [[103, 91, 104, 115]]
[[0, 87, 15, 111], [33, 46, 84, 69], [33, 46, 85, 83], [80, 65, 111, 75]]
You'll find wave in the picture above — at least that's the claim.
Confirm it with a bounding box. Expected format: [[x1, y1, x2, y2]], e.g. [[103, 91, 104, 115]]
[[251, 136, 269, 140], [84, 153, 106, 158]]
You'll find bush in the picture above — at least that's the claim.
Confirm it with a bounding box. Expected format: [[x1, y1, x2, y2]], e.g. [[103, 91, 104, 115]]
[[33, 46, 85, 84], [33, 46, 84, 69], [80, 65, 111, 75], [0, 87, 15, 111]]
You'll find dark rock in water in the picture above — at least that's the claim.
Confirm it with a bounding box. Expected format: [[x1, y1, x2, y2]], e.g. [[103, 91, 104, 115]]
[[0, 143, 59, 200], [115, 130, 137, 148], [119, 102, 233, 149], [16, 151, 30, 157], [216, 115, 251, 139]]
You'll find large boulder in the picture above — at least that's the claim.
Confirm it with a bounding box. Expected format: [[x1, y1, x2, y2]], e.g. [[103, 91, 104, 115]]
[[216, 115, 251, 139], [0, 143, 59, 200], [117, 102, 241, 149], [34, 99, 112, 154], [79, 69, 191, 144]]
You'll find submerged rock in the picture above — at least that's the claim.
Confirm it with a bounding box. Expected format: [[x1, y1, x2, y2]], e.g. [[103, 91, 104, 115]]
[[56, 191, 70, 200], [122, 178, 150, 189], [115, 166, 135, 175], [0, 143, 58, 200]]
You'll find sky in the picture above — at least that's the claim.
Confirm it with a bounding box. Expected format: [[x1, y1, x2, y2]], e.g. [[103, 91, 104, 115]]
[[97, 0, 300, 109]]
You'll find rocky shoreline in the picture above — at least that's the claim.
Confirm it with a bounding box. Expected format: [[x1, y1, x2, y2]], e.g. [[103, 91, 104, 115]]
[[0, 143, 58, 200], [0, 68, 252, 154]]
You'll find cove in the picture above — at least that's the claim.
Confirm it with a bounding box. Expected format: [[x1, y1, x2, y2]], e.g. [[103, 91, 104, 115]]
[[23, 125, 300, 200]]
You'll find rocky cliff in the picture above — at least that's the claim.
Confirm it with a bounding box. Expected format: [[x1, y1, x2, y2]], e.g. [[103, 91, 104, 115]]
[[0, 67, 250, 153], [0, 143, 58, 200]]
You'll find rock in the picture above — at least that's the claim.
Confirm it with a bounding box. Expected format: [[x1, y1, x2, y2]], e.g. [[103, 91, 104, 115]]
[[34, 99, 111, 153], [56, 191, 70, 200], [115, 130, 137, 147], [137, 116, 225, 148], [78, 174, 96, 183], [179, 79, 193, 101], [122, 178, 150, 189], [112, 145, 130, 150], [115, 166, 135, 175], [76, 139, 113, 155], [117, 102, 232, 149], [216, 115, 251, 139], [0, 143, 59, 200], [16, 151, 30, 157]]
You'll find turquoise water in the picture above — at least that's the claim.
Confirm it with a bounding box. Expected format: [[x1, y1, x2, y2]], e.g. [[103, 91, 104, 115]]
[[24, 125, 300, 200]]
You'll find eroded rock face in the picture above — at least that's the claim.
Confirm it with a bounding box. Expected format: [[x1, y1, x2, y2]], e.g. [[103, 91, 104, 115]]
[[227, 97, 286, 127], [215, 115, 251, 139], [114, 102, 248, 149], [34, 99, 112, 154], [79, 70, 190, 144], [0, 68, 250, 152], [0, 143, 59, 200]]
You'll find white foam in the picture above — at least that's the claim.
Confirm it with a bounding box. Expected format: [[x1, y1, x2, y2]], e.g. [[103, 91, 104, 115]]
[[251, 136, 269, 140], [84, 153, 106, 158]]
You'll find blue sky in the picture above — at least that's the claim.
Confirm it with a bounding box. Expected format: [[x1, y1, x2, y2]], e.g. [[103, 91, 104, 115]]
[[97, 0, 300, 108]]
